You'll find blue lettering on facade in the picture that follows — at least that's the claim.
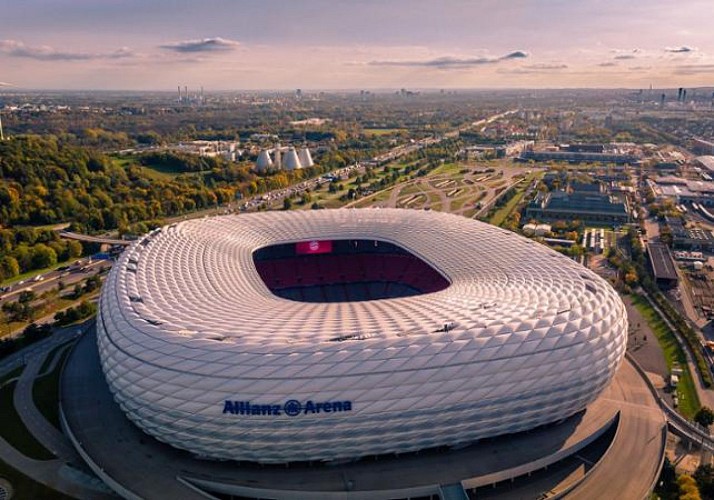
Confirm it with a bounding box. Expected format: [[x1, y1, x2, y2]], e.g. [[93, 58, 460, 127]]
[[222, 398, 352, 417]]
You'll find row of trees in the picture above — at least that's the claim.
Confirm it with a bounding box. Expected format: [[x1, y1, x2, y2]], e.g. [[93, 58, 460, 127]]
[[0, 226, 83, 282], [54, 301, 96, 326], [0, 136, 372, 236], [656, 458, 714, 500]]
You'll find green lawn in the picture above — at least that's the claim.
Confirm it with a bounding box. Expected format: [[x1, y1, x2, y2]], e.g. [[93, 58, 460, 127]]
[[488, 172, 539, 227], [32, 345, 72, 430], [430, 162, 464, 176], [0, 380, 55, 460], [630, 294, 701, 418], [111, 155, 207, 180], [488, 182, 526, 227], [362, 128, 407, 136]]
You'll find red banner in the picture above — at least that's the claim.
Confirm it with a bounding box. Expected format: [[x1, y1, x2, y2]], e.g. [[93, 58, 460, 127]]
[[296, 240, 333, 255]]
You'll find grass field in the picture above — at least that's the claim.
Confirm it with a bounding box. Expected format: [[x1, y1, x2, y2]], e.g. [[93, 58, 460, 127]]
[[630, 294, 700, 418], [430, 162, 465, 176], [111, 156, 207, 180], [488, 181, 526, 227], [0, 379, 55, 460], [362, 128, 406, 136]]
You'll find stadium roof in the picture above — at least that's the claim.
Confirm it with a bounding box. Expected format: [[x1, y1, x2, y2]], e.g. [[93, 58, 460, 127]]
[[97, 209, 627, 463]]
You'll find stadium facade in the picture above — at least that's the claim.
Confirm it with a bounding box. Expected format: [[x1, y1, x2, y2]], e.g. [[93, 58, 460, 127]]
[[96, 209, 627, 464]]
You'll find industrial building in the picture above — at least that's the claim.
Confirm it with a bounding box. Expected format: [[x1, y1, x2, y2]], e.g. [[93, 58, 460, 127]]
[[525, 183, 632, 224], [648, 177, 714, 207], [665, 216, 714, 252], [255, 145, 314, 172], [647, 242, 679, 287], [693, 138, 714, 156], [519, 150, 639, 164]]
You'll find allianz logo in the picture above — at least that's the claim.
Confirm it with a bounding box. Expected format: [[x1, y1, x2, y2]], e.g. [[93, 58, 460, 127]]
[[223, 399, 353, 417]]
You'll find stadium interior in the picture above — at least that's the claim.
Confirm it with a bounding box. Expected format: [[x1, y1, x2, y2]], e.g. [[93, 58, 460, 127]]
[[253, 239, 450, 303]]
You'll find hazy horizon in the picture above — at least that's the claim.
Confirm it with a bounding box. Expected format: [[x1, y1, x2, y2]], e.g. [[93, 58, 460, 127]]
[[1, 0, 713, 91]]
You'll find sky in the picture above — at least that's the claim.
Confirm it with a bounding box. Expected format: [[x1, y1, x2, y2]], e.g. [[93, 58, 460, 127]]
[[0, 0, 713, 90]]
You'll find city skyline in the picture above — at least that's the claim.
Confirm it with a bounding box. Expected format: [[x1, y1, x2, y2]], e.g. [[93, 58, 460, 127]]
[[1, 0, 713, 90]]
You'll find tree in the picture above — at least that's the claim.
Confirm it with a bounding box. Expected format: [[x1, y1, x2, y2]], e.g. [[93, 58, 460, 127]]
[[694, 464, 714, 499], [654, 457, 678, 499], [18, 290, 36, 304], [694, 406, 714, 428], [67, 240, 83, 259], [282, 198, 292, 211], [678, 474, 701, 500], [0, 256, 20, 281], [31, 243, 58, 269], [84, 275, 102, 294]]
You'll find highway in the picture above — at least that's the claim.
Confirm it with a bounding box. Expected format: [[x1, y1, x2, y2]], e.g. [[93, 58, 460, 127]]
[[0, 257, 108, 306]]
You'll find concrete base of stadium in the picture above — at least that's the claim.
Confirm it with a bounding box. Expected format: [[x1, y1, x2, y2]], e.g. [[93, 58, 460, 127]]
[[61, 328, 666, 500]]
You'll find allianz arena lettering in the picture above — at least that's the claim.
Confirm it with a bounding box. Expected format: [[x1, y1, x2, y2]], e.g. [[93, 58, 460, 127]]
[[222, 399, 353, 416]]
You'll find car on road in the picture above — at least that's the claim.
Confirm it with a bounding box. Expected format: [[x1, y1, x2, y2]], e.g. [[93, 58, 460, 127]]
[[33, 274, 44, 282]]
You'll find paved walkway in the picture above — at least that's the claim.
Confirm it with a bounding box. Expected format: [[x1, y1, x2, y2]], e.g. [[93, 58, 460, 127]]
[[0, 321, 115, 499], [13, 350, 80, 462]]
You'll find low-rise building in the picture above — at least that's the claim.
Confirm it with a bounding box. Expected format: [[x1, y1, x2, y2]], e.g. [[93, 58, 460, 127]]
[[525, 185, 631, 224]]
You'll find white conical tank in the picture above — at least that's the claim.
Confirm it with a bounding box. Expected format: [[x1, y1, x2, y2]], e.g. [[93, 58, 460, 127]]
[[283, 148, 302, 170], [298, 147, 314, 167], [255, 149, 273, 172]]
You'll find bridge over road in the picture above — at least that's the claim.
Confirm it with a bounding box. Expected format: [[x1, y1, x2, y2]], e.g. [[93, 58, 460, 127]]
[[58, 231, 132, 247]]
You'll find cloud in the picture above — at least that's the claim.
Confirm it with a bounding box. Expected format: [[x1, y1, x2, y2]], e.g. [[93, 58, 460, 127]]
[[160, 37, 240, 53], [0, 81, 15, 87], [665, 46, 695, 53], [673, 64, 714, 75], [369, 50, 528, 68], [523, 63, 567, 70], [0, 39, 134, 61], [612, 48, 642, 60], [598, 62, 618, 67], [498, 63, 567, 75]]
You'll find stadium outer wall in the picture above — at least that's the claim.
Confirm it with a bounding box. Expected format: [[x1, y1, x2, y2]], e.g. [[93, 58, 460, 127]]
[[96, 209, 627, 464]]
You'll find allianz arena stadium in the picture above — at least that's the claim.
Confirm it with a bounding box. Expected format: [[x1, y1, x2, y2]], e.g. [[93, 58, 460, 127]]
[[96, 208, 627, 464]]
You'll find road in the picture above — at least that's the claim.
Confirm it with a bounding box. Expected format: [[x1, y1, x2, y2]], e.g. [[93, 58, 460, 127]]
[[568, 359, 665, 499], [0, 257, 108, 306]]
